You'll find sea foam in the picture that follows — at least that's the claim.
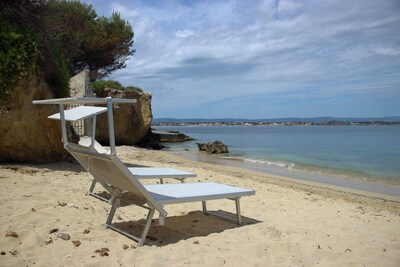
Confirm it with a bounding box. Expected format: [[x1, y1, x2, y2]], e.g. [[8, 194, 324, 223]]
[[221, 156, 295, 169]]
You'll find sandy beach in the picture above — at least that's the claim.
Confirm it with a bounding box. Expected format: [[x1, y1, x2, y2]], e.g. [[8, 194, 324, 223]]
[[1, 146, 399, 266]]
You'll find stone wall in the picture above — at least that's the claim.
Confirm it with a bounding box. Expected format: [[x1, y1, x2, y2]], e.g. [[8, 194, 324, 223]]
[[69, 70, 92, 97]]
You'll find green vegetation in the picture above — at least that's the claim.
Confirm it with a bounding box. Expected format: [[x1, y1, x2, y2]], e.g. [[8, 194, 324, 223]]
[[46, 1, 134, 80], [125, 86, 143, 92], [92, 80, 124, 92], [0, 22, 39, 98], [45, 47, 71, 98], [0, 0, 134, 100], [92, 80, 144, 93]]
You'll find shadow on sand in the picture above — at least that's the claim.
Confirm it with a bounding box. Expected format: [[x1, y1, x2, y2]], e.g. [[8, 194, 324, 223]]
[[110, 210, 261, 247]]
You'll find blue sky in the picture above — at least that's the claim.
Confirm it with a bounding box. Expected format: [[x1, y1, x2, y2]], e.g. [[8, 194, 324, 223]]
[[82, 0, 400, 119]]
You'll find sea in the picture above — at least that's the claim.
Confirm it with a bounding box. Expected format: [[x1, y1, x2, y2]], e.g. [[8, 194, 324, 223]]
[[153, 125, 400, 196]]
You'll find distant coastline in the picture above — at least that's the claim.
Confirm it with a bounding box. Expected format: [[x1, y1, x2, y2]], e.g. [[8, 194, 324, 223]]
[[153, 116, 400, 126]]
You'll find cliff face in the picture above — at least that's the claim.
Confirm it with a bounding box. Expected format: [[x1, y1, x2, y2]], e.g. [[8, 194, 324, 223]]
[[0, 77, 153, 163], [0, 76, 68, 163], [94, 89, 152, 146]]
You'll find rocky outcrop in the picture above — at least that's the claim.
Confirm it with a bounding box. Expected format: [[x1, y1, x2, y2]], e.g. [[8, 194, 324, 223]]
[[0, 76, 70, 163], [152, 130, 193, 142], [136, 129, 193, 149], [94, 89, 152, 145], [197, 141, 229, 154], [135, 129, 164, 150]]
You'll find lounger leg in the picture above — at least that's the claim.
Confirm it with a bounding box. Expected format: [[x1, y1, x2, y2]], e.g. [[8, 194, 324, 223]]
[[201, 198, 243, 225], [105, 200, 156, 247], [106, 197, 120, 225], [86, 179, 111, 203], [138, 208, 156, 247], [88, 179, 97, 194], [160, 178, 164, 184], [235, 197, 242, 225], [202, 201, 207, 214]]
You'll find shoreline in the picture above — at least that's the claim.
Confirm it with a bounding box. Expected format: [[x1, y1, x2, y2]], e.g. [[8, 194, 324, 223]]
[[153, 125, 400, 187], [165, 147, 400, 198], [114, 146, 400, 205]]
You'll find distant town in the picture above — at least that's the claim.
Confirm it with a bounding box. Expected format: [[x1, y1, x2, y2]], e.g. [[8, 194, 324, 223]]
[[153, 121, 400, 126], [152, 117, 400, 126]]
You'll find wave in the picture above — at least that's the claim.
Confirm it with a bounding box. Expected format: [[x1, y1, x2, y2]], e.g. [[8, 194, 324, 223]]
[[221, 156, 295, 169], [245, 158, 295, 169]]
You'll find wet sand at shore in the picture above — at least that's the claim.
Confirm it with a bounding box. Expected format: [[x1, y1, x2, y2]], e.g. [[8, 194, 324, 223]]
[[170, 149, 400, 197]]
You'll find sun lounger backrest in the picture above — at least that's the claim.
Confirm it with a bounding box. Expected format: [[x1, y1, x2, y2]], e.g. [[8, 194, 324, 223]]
[[78, 136, 108, 154], [66, 143, 167, 215], [65, 143, 93, 171]]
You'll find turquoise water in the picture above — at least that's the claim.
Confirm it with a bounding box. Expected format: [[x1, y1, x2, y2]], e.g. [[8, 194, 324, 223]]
[[153, 125, 400, 189]]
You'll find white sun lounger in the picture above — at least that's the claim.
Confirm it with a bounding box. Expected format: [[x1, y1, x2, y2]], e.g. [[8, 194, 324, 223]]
[[33, 97, 255, 246], [66, 142, 254, 246], [79, 136, 197, 202], [79, 136, 196, 183], [42, 99, 197, 201]]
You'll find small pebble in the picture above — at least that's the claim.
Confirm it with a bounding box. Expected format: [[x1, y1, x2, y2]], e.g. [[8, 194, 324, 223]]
[[49, 228, 59, 234], [58, 201, 67, 207], [72, 240, 81, 247], [95, 248, 109, 257], [57, 233, 70, 241], [5, 231, 18, 238], [9, 250, 18, 256]]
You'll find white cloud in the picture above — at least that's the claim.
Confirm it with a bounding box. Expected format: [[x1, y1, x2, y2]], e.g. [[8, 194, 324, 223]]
[[174, 29, 194, 38], [109, 3, 138, 18], [82, 0, 400, 117], [372, 47, 400, 57]]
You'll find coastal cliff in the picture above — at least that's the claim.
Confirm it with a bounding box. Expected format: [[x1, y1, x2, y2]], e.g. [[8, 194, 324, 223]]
[[0, 78, 153, 162], [93, 88, 152, 146], [0, 76, 70, 163]]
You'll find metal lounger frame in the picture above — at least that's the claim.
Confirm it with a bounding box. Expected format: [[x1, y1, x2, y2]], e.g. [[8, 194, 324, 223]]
[[67, 143, 254, 246]]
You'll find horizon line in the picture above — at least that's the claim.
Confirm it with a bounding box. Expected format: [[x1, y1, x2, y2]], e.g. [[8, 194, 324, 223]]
[[154, 116, 400, 120]]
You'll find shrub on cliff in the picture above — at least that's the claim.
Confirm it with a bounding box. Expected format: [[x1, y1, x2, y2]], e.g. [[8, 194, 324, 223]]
[[125, 86, 143, 93], [92, 80, 124, 93], [0, 0, 134, 100], [92, 80, 144, 93], [0, 22, 39, 99]]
